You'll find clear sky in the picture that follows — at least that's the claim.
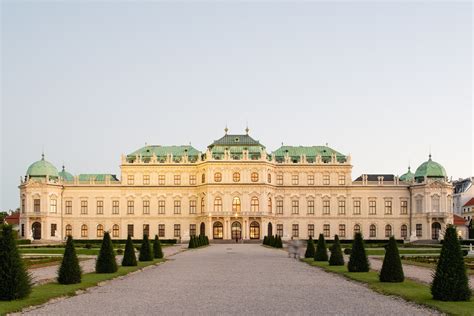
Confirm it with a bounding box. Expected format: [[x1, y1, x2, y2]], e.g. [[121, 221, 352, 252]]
[[1, 1, 472, 211]]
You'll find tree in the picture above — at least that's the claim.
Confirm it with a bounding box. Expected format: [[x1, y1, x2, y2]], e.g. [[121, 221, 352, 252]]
[[314, 234, 328, 261], [121, 235, 137, 266], [0, 224, 32, 300], [139, 234, 153, 261], [188, 236, 195, 249], [329, 235, 344, 266], [263, 236, 268, 245], [347, 232, 369, 272], [304, 236, 315, 258], [431, 225, 471, 301], [276, 235, 283, 248], [379, 236, 404, 282], [96, 232, 118, 273], [57, 235, 82, 284], [153, 235, 164, 259]]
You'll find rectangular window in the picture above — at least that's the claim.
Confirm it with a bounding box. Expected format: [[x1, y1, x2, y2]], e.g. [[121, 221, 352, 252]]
[[21, 198, 25, 213], [158, 175, 165, 185], [384, 200, 392, 215], [81, 200, 88, 215], [353, 200, 361, 215], [51, 223, 57, 237], [292, 224, 299, 238], [190, 224, 196, 237], [174, 175, 181, 185], [127, 175, 134, 185], [416, 224, 422, 237], [128, 224, 134, 237], [307, 200, 314, 215], [143, 200, 150, 215], [416, 199, 422, 213], [174, 224, 181, 238], [339, 224, 346, 237], [323, 174, 330, 185], [65, 200, 72, 214], [158, 200, 165, 214], [96, 200, 103, 215], [291, 200, 299, 214], [112, 200, 119, 214], [276, 224, 283, 237], [158, 224, 165, 237], [127, 200, 134, 214], [307, 224, 314, 238], [369, 200, 376, 215], [400, 200, 408, 215], [276, 200, 283, 215], [50, 199, 57, 213], [432, 197, 440, 212], [189, 175, 196, 185], [292, 174, 299, 185], [307, 174, 314, 185], [174, 200, 181, 214], [338, 174, 345, 185], [143, 175, 150, 185], [323, 200, 330, 215], [143, 224, 150, 236], [323, 224, 330, 238], [277, 174, 283, 185], [189, 200, 197, 214], [338, 200, 346, 215], [34, 199, 40, 213]]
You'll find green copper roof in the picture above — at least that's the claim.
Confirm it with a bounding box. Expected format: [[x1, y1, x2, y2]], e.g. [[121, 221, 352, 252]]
[[78, 174, 119, 182], [127, 145, 201, 163], [399, 167, 414, 182], [208, 134, 265, 160], [209, 134, 264, 148], [26, 155, 59, 178], [272, 146, 346, 163], [414, 155, 447, 182], [58, 166, 74, 181]]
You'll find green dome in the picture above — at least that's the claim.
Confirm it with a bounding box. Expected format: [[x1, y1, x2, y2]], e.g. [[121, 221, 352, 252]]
[[26, 155, 59, 179], [58, 166, 74, 181], [414, 155, 447, 182], [399, 167, 414, 182]]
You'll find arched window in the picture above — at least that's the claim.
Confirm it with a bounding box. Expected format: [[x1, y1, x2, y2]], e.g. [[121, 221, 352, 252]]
[[354, 224, 361, 235], [214, 172, 222, 182], [214, 197, 222, 212], [233, 172, 240, 182], [251, 197, 259, 212], [97, 224, 104, 238], [267, 173, 271, 183], [232, 197, 241, 213], [250, 221, 260, 239], [401, 224, 408, 239], [369, 224, 376, 238], [268, 198, 272, 213], [65, 224, 72, 236], [201, 173, 205, 183], [81, 224, 88, 238], [112, 224, 119, 238], [251, 172, 259, 182], [385, 224, 392, 237], [213, 221, 223, 239]]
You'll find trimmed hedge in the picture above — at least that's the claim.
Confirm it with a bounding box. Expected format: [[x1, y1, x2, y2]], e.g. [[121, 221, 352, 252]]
[[72, 239, 178, 244], [57, 236, 82, 284], [347, 233, 370, 272], [95, 232, 118, 273], [379, 236, 404, 282], [314, 234, 328, 261]]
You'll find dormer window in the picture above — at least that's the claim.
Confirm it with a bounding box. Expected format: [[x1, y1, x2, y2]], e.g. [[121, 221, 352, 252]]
[[234, 137, 239, 142]]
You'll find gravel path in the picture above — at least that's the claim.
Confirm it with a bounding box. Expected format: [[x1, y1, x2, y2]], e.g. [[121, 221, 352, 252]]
[[29, 245, 184, 285], [23, 244, 436, 315]]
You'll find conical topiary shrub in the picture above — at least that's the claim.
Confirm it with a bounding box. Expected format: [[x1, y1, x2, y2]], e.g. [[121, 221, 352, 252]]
[[379, 236, 404, 282], [153, 235, 164, 259], [304, 236, 315, 258], [276, 235, 283, 248], [269, 235, 275, 247], [122, 235, 137, 266], [263, 236, 268, 245], [348, 232, 369, 272], [329, 235, 344, 266], [188, 236, 195, 249], [205, 236, 209, 245], [139, 234, 153, 261], [314, 234, 328, 261], [0, 224, 32, 300], [58, 235, 82, 284], [431, 225, 471, 301], [96, 232, 118, 273]]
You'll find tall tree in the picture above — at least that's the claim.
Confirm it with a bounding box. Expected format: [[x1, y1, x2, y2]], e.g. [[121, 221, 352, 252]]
[[314, 234, 328, 261], [121, 235, 137, 266], [379, 236, 404, 282], [57, 236, 82, 284], [304, 236, 315, 258], [347, 233, 369, 272], [153, 235, 164, 259], [139, 234, 153, 261], [96, 232, 118, 273], [329, 235, 344, 266]]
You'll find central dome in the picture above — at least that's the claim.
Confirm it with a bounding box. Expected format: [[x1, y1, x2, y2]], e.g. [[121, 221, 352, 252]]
[[26, 155, 59, 179], [414, 155, 447, 182]]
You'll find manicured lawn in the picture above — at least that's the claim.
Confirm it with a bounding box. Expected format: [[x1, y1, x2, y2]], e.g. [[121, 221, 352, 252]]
[[19, 248, 100, 256], [0, 259, 165, 315], [23, 257, 63, 268], [365, 249, 440, 256], [303, 259, 473, 316]]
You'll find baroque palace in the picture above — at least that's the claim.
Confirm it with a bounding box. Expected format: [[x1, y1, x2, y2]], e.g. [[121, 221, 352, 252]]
[[19, 129, 454, 242]]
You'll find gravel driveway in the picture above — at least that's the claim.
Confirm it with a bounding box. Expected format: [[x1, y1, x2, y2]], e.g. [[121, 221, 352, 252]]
[[22, 244, 436, 315]]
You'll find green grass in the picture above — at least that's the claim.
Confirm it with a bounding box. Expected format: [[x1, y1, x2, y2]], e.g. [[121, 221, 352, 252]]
[[19, 248, 100, 256], [365, 249, 440, 256], [303, 259, 473, 316], [0, 259, 165, 315], [23, 257, 63, 268]]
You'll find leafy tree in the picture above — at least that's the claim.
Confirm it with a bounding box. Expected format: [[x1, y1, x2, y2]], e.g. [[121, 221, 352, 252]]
[[314, 234, 328, 261], [121, 235, 137, 266], [96, 232, 118, 273], [0, 224, 32, 300], [57, 236, 82, 284], [139, 234, 153, 261], [153, 235, 164, 259], [304, 236, 315, 258], [347, 232, 369, 272], [431, 225, 471, 301], [379, 236, 404, 282], [329, 235, 344, 266]]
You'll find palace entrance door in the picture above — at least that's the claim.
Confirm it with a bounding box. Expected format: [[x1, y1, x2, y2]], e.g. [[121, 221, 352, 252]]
[[231, 221, 241, 239], [32, 222, 41, 240]]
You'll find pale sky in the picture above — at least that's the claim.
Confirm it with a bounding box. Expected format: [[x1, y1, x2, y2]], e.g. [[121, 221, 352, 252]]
[[1, 1, 472, 210]]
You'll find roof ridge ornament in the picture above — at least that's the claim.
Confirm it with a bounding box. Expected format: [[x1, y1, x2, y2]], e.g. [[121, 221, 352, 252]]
[[224, 126, 228, 135]]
